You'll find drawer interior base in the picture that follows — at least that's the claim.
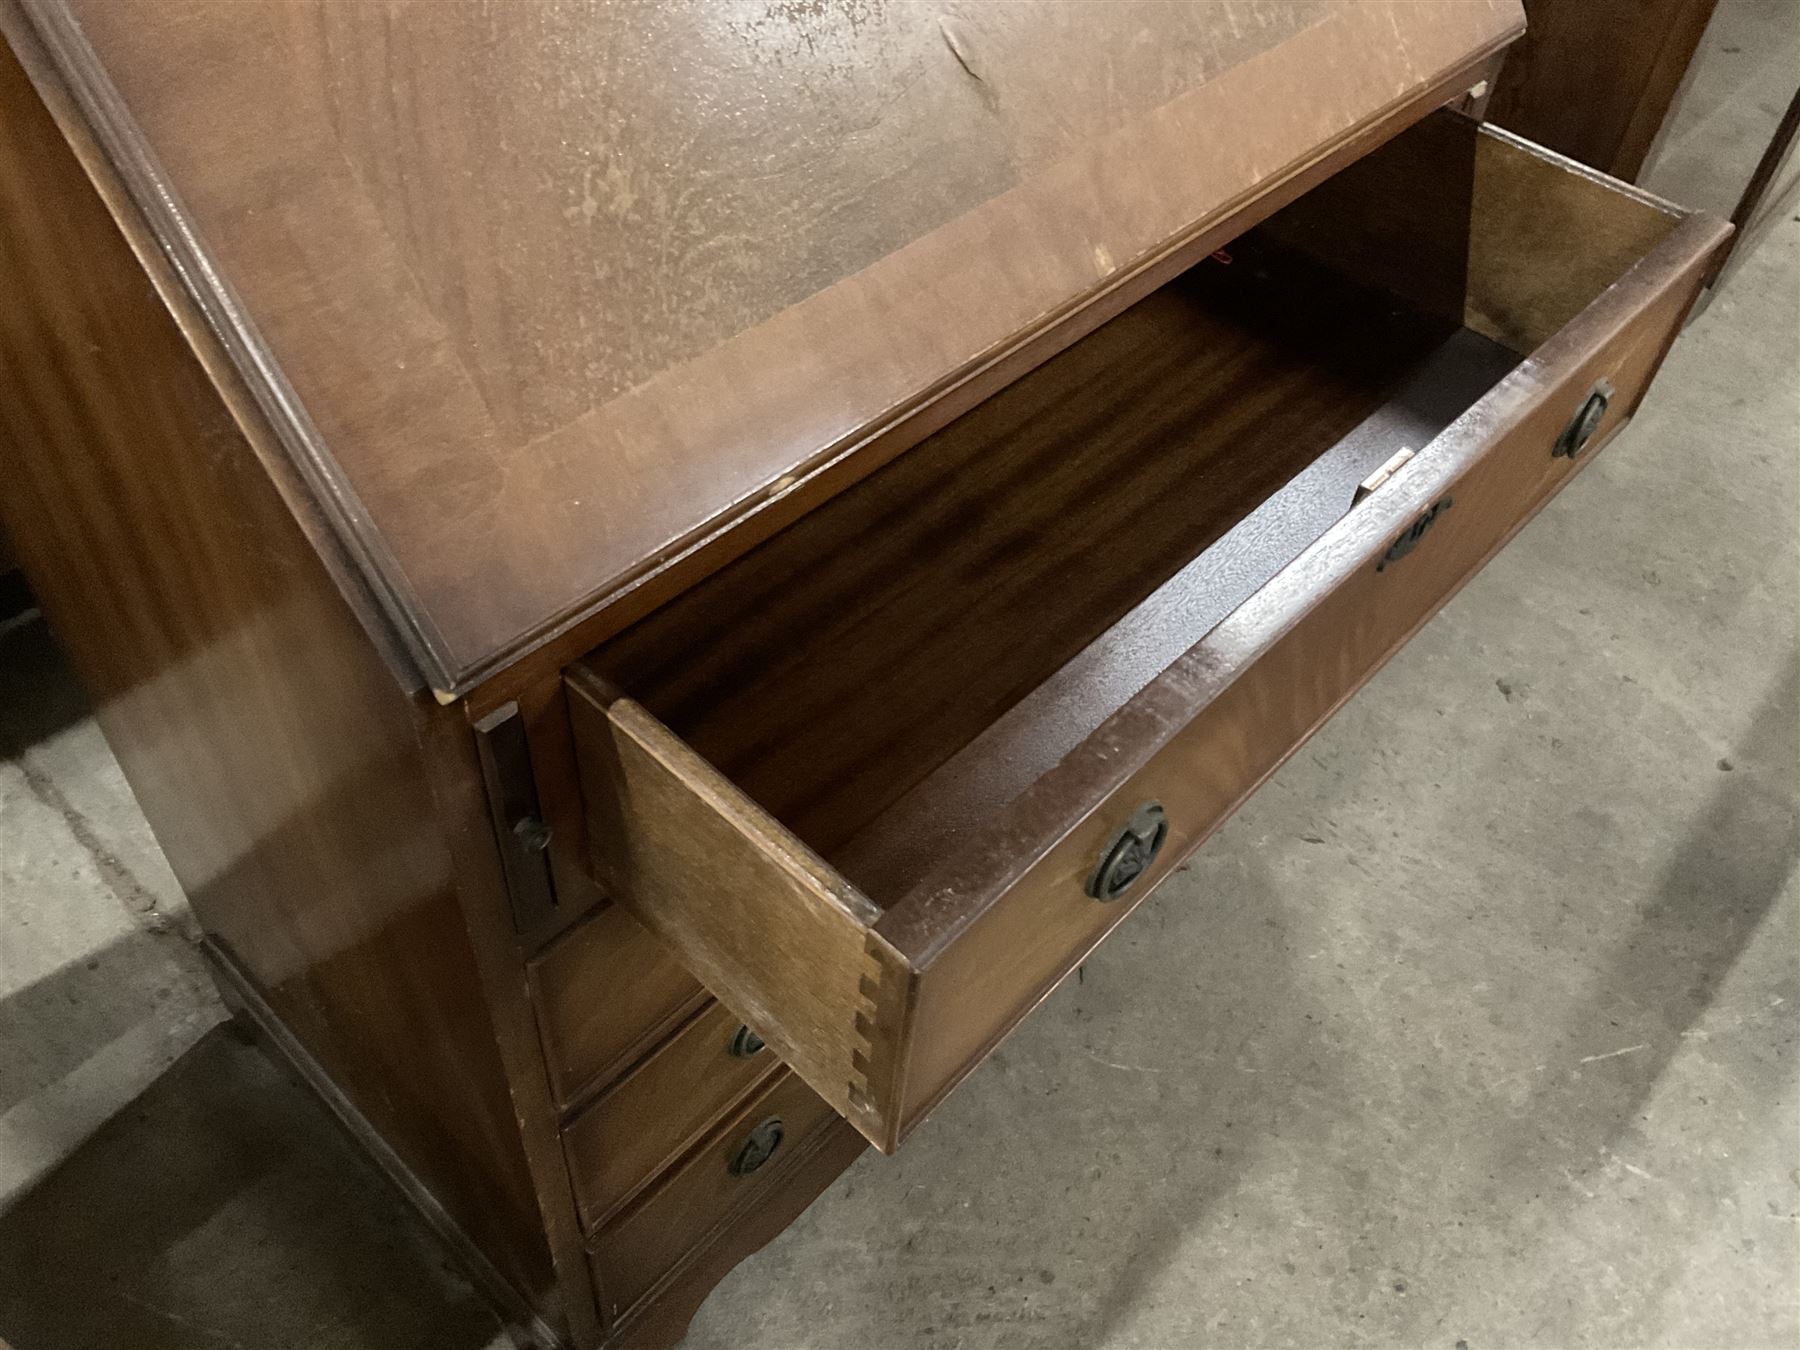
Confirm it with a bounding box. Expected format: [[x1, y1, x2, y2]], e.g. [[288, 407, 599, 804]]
[[584, 113, 1681, 908], [831, 323, 1521, 898]]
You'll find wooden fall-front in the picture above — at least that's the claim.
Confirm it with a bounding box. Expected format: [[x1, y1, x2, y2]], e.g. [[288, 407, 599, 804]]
[[0, 3, 1728, 1346]]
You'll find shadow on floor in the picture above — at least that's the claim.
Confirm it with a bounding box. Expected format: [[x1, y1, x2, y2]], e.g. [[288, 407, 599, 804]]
[[0, 926, 214, 1125], [0, 1024, 504, 1350], [1498, 653, 1800, 1191], [684, 841, 1338, 1350], [0, 618, 89, 759]]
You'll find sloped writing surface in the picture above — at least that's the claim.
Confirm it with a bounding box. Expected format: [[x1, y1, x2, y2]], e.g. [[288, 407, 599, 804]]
[[40, 0, 1521, 687]]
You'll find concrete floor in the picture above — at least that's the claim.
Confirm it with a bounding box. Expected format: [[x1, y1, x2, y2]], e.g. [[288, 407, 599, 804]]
[[2, 6, 1796, 1347]]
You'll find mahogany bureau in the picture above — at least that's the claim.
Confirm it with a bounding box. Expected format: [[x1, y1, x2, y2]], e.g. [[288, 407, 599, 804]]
[[0, 3, 1728, 1346]]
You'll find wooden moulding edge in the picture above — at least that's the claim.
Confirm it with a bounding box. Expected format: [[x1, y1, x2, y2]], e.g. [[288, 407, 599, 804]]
[[4, 0, 451, 694]]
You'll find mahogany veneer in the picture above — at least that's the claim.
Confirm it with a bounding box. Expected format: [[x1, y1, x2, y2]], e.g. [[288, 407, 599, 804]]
[[0, 2, 1728, 1345]]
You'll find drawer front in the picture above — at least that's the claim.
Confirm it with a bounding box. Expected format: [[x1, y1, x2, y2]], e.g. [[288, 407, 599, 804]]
[[564, 999, 780, 1229], [530, 903, 705, 1107], [567, 159, 1726, 1155], [587, 1069, 839, 1320]]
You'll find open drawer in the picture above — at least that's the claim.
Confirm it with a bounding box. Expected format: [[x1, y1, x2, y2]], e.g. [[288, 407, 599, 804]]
[[566, 113, 1727, 1153]]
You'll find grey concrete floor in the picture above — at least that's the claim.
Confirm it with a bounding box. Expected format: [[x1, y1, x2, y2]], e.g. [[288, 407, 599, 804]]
[[3, 6, 1797, 1348]]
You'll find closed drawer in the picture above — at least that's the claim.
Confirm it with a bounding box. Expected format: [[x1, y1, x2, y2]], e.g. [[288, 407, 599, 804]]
[[566, 114, 1728, 1153], [530, 903, 705, 1107], [588, 1069, 839, 1320], [564, 999, 779, 1229]]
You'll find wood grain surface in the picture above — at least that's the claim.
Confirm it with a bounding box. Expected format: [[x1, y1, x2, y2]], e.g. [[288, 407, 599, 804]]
[[592, 1116, 866, 1350], [1487, 0, 1720, 181], [20, 0, 1521, 691], [587, 1070, 842, 1325], [880, 215, 1725, 1138], [568, 127, 1725, 1153], [563, 1000, 780, 1232], [1466, 126, 1684, 350], [531, 902, 706, 1111], [0, 24, 560, 1326], [585, 233, 1475, 861], [567, 677, 911, 1148]]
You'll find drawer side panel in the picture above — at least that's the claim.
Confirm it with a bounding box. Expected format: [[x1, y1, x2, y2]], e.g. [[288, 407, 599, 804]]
[[566, 673, 912, 1145]]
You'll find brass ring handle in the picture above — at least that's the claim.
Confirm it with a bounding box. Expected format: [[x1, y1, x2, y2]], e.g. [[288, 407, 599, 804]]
[[1554, 378, 1615, 459], [1086, 802, 1168, 902], [730, 1117, 784, 1176], [727, 1024, 766, 1059], [1377, 497, 1453, 572]]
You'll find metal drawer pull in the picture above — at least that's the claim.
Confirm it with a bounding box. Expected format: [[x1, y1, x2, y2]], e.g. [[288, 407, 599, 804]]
[[1554, 378, 1614, 459], [727, 1024, 766, 1059], [730, 1117, 784, 1176], [1378, 497, 1452, 572], [1087, 802, 1168, 902]]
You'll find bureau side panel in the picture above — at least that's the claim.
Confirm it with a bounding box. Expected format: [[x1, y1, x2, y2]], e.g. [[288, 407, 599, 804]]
[[1486, 0, 1718, 181], [0, 33, 555, 1319]]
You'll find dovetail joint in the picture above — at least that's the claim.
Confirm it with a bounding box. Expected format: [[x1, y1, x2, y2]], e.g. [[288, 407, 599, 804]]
[[848, 940, 893, 1122]]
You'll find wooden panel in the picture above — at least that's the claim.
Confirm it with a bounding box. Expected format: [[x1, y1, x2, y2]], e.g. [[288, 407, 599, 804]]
[[531, 903, 706, 1110], [570, 134, 1725, 1154], [1487, 0, 1719, 181], [1468, 126, 1684, 351], [825, 329, 1519, 897], [21, 0, 1522, 690], [0, 24, 556, 1324], [418, 703, 609, 1347], [586, 237, 1476, 860], [598, 1119, 865, 1350], [1258, 107, 1479, 322], [565, 679, 909, 1147], [1256, 110, 1686, 353], [564, 1001, 779, 1231], [882, 213, 1727, 1137], [588, 1071, 841, 1325]]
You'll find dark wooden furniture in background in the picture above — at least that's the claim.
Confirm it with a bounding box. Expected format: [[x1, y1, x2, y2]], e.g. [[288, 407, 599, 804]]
[[1706, 83, 1800, 289], [0, 530, 20, 623], [0, 2, 1727, 1346], [0, 544, 25, 632], [1487, 0, 1721, 181], [1488, 0, 1797, 294]]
